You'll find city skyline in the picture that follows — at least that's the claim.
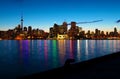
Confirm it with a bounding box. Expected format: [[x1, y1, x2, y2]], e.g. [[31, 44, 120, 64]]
[[0, 0, 120, 32]]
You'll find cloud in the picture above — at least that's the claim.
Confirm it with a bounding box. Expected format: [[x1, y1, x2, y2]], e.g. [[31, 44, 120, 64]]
[[116, 20, 120, 23]]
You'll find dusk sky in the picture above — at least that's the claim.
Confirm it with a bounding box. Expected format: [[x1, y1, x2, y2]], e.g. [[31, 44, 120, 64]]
[[0, 0, 120, 32]]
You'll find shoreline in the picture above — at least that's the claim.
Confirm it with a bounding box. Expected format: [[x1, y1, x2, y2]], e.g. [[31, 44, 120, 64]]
[[0, 39, 120, 40], [18, 51, 120, 79]]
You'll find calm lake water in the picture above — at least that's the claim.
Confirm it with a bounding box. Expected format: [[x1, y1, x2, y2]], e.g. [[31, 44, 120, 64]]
[[0, 40, 120, 79]]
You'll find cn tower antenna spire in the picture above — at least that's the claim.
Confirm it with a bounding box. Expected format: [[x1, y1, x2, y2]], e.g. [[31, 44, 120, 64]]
[[21, 12, 23, 30]]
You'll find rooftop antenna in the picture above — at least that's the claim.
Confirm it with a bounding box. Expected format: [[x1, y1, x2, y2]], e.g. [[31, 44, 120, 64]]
[[20, 11, 23, 30], [20, 0, 24, 30]]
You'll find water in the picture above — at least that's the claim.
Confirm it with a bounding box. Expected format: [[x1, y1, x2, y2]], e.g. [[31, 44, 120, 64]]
[[0, 40, 120, 79]]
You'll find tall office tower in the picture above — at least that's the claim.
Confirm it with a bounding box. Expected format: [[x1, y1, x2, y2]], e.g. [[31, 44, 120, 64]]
[[71, 22, 76, 29], [28, 26, 32, 33], [24, 27, 27, 31], [114, 27, 118, 37], [62, 22, 67, 34], [95, 29, 99, 35], [114, 27, 117, 33]]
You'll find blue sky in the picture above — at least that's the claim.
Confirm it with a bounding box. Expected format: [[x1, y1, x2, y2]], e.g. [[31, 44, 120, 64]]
[[0, 0, 120, 32]]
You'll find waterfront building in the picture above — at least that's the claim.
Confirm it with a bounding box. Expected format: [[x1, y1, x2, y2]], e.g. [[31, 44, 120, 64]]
[[24, 27, 27, 31], [86, 30, 91, 39], [49, 22, 68, 39], [27, 26, 32, 39], [79, 31, 86, 39], [28, 26, 32, 34], [0, 31, 7, 39], [91, 31, 95, 39], [100, 31, 105, 38], [114, 27, 118, 37], [51, 23, 59, 38], [68, 22, 79, 39], [95, 29, 99, 36], [57, 34, 68, 40], [106, 32, 109, 36], [49, 27, 55, 38], [62, 22, 68, 34], [94, 29, 101, 39]]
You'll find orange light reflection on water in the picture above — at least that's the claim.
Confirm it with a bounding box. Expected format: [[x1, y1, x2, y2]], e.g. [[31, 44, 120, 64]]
[[69, 40, 74, 59], [44, 40, 48, 66], [77, 40, 81, 61]]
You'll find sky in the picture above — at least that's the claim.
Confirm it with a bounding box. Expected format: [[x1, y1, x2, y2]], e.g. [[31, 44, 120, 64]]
[[0, 0, 120, 32]]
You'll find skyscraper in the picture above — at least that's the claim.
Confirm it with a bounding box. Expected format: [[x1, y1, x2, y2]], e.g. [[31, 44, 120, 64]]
[[114, 27, 118, 37], [114, 27, 117, 33]]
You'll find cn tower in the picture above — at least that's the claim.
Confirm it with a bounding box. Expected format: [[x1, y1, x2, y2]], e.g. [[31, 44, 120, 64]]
[[21, 14, 23, 30]]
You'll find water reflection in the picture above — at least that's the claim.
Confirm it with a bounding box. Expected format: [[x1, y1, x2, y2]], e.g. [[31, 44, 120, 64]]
[[19, 40, 30, 65], [44, 40, 48, 66], [77, 40, 81, 61], [58, 40, 66, 64], [52, 40, 58, 67], [113, 40, 117, 52], [0, 40, 120, 78], [85, 40, 88, 55]]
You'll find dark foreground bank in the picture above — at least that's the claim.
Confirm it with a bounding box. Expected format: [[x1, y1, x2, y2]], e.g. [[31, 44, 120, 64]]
[[18, 51, 120, 79]]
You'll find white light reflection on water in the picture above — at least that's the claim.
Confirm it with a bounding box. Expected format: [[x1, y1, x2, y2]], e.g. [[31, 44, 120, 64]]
[[85, 40, 88, 55], [0, 40, 120, 79], [77, 40, 81, 61]]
